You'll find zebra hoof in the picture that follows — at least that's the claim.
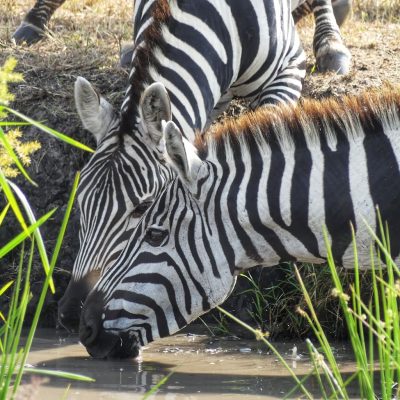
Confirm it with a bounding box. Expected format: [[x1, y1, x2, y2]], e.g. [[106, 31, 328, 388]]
[[12, 22, 45, 45], [120, 44, 134, 68], [316, 41, 351, 75]]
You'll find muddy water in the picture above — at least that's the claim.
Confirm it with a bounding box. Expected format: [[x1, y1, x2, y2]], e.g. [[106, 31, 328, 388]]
[[21, 329, 357, 399]]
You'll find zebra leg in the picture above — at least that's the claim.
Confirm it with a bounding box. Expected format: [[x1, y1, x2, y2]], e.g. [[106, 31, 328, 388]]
[[249, 49, 306, 108], [331, 0, 352, 27], [311, 0, 351, 74], [293, 0, 352, 27], [13, 0, 66, 45], [292, 1, 313, 24]]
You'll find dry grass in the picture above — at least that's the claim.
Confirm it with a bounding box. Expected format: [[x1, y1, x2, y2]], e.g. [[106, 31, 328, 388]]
[[353, 0, 400, 22], [0, 0, 133, 138]]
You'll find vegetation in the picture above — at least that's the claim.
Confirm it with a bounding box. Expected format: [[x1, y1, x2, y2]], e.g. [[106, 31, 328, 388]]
[[354, 0, 400, 22], [220, 217, 400, 399], [235, 263, 364, 338], [0, 59, 93, 398]]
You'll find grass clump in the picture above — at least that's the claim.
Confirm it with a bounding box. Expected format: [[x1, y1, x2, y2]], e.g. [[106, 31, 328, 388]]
[[0, 57, 94, 398], [220, 215, 400, 398], [353, 0, 400, 22], [208, 263, 364, 340], [0, 57, 41, 180], [0, 129, 40, 178]]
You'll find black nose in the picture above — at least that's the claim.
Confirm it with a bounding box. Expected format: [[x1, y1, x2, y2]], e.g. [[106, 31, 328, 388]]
[[58, 291, 83, 333], [79, 316, 101, 347], [58, 274, 100, 332], [79, 290, 106, 349]]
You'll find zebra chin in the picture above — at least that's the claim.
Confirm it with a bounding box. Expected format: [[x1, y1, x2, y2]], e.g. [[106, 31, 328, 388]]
[[82, 330, 140, 359], [79, 291, 140, 359]]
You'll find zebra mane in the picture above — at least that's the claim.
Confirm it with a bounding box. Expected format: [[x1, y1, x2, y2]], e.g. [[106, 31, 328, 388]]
[[195, 87, 400, 159], [119, 0, 171, 134]]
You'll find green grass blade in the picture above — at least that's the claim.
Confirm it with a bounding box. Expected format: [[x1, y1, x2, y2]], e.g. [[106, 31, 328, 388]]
[[0, 281, 13, 296], [0, 127, 37, 186], [7, 180, 55, 293], [3, 106, 94, 153], [294, 265, 348, 398], [0, 122, 31, 127], [0, 203, 10, 226], [142, 372, 173, 400], [216, 305, 314, 400], [306, 342, 329, 398], [60, 384, 71, 400], [0, 168, 29, 234], [11, 177, 82, 392], [49, 172, 80, 269], [23, 368, 95, 382], [361, 216, 400, 275], [0, 242, 27, 399], [283, 369, 316, 400], [0, 208, 56, 259]]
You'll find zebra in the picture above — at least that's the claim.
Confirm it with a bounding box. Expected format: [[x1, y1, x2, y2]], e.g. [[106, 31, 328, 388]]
[[12, 0, 352, 74], [293, 0, 351, 27], [58, 0, 308, 332], [78, 84, 400, 359]]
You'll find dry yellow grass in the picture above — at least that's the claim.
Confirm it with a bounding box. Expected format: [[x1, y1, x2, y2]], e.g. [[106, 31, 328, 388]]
[[353, 0, 400, 22]]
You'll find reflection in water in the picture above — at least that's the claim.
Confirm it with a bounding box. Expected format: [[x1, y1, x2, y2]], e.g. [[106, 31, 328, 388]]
[[20, 329, 356, 399]]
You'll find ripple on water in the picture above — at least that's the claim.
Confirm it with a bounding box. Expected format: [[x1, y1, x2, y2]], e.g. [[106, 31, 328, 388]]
[[21, 329, 357, 399]]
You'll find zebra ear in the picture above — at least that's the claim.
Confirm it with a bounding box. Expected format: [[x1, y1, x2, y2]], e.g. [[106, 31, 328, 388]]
[[140, 82, 171, 145], [74, 77, 115, 145], [163, 121, 203, 184]]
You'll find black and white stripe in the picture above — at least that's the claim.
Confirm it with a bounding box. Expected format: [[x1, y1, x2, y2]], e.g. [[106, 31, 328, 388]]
[[59, 0, 308, 330], [12, 0, 66, 44], [79, 88, 400, 358], [13, 0, 351, 76]]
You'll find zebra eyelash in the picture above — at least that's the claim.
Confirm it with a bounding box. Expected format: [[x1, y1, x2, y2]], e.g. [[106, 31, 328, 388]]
[[144, 226, 169, 246]]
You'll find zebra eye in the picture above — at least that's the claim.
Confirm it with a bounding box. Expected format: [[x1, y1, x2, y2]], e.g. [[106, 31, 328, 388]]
[[131, 201, 152, 218], [144, 227, 169, 246]]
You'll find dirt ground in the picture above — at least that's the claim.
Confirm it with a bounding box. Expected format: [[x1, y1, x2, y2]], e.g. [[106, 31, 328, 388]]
[[0, 0, 400, 332]]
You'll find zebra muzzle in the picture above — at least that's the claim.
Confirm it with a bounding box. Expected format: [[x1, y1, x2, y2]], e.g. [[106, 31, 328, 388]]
[[79, 291, 140, 359]]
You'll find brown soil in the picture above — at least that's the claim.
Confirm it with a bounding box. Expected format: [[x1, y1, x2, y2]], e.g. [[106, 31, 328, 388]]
[[0, 0, 399, 332]]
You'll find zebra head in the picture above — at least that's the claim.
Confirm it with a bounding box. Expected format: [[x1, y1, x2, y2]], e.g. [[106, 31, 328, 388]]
[[79, 118, 235, 359], [58, 77, 174, 331]]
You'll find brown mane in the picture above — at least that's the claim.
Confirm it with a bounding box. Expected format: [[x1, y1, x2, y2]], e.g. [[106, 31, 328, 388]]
[[194, 86, 400, 157], [120, 0, 171, 134]]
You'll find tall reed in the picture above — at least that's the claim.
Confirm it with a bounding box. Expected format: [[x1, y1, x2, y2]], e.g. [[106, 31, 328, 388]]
[[0, 58, 94, 399]]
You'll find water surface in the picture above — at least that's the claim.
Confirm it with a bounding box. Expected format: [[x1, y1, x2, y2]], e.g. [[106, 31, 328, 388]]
[[21, 329, 356, 399]]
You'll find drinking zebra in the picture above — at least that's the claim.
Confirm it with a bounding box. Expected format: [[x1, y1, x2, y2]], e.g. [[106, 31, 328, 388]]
[[12, 0, 351, 74], [58, 0, 307, 331], [79, 85, 400, 359]]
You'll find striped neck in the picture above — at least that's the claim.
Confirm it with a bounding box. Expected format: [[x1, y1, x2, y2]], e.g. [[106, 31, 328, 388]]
[[120, 0, 231, 141], [195, 90, 400, 269]]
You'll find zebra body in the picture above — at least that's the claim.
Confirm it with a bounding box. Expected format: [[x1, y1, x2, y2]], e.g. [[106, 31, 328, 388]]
[[13, 0, 351, 74], [59, 0, 306, 331], [80, 86, 400, 359]]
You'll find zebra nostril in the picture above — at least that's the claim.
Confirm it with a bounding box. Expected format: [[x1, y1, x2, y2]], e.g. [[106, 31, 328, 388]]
[[80, 318, 99, 346]]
